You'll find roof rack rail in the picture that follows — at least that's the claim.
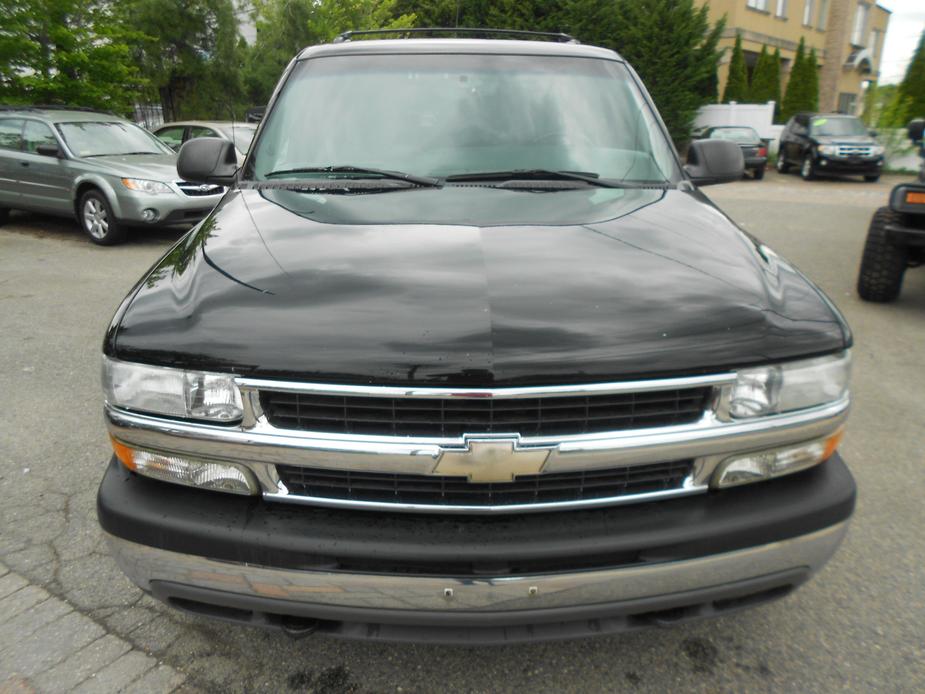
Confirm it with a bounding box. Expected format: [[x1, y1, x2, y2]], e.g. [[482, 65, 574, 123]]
[[0, 104, 113, 115], [333, 28, 579, 44]]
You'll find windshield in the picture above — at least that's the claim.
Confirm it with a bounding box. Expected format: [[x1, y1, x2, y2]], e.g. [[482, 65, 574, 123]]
[[248, 54, 679, 184], [710, 127, 760, 144], [220, 124, 257, 153], [810, 116, 868, 137], [57, 121, 172, 157]]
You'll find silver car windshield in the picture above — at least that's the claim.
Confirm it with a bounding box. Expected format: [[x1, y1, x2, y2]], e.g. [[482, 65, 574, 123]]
[[248, 53, 679, 184], [57, 121, 172, 157]]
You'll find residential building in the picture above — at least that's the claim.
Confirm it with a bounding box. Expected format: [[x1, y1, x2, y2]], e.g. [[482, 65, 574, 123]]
[[696, 0, 891, 115]]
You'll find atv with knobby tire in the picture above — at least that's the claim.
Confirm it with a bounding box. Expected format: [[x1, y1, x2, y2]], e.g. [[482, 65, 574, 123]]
[[857, 119, 925, 302]]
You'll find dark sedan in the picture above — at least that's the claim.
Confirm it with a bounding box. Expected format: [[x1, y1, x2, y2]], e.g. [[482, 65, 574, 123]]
[[697, 126, 768, 180]]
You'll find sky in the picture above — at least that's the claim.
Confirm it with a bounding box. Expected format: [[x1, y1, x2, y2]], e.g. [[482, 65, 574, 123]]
[[877, 0, 925, 84]]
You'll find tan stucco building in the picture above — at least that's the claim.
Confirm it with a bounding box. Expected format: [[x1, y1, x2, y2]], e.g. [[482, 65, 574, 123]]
[[696, 0, 890, 115]]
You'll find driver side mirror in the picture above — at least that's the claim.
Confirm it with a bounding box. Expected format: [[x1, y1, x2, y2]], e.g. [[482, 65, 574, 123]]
[[36, 143, 62, 158], [683, 139, 744, 186], [908, 119, 925, 145], [177, 137, 237, 186]]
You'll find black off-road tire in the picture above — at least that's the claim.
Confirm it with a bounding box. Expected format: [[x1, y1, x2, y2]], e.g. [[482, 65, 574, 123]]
[[776, 155, 790, 174], [864, 174, 880, 183], [753, 166, 765, 180], [857, 207, 908, 302], [78, 189, 126, 246], [0, 208, 9, 226]]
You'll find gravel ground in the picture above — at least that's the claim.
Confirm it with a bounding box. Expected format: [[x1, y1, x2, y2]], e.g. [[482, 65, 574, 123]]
[[1, 170, 923, 692]]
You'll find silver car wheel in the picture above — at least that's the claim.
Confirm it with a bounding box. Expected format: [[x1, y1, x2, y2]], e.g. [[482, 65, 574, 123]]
[[83, 198, 109, 239], [801, 157, 812, 178]]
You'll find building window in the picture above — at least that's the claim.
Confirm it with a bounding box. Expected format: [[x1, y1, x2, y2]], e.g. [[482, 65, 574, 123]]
[[852, 3, 870, 46], [747, 0, 770, 11], [869, 28, 881, 58], [776, 0, 788, 18], [803, 0, 815, 26], [818, 0, 829, 29], [837, 92, 857, 114]]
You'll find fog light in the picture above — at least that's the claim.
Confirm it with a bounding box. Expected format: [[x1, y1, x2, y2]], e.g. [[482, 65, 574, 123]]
[[820, 159, 828, 166], [713, 430, 843, 489], [141, 208, 159, 222], [110, 437, 257, 495]]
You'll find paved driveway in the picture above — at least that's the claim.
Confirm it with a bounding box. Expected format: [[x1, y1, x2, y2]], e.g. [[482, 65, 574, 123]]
[[1, 170, 923, 692]]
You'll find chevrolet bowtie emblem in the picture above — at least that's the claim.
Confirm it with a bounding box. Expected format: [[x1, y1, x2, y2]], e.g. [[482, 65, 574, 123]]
[[433, 437, 552, 483]]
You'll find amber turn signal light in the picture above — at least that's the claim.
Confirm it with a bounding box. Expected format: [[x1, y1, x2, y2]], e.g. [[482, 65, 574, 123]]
[[905, 191, 925, 205]]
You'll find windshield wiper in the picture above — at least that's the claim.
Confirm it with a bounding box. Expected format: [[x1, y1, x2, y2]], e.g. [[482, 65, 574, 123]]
[[265, 165, 441, 188], [444, 169, 664, 189]]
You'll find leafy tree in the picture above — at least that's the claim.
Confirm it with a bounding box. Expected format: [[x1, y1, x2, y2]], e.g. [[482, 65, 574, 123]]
[[393, 0, 565, 31], [899, 30, 925, 122], [243, 0, 415, 105], [722, 34, 748, 103], [781, 37, 818, 121], [565, 0, 725, 147], [121, 0, 245, 121], [0, 0, 144, 114]]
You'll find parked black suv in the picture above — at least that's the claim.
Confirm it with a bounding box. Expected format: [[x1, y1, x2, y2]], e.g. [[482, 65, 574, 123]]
[[777, 112, 884, 181], [98, 30, 855, 644], [857, 119, 925, 301]]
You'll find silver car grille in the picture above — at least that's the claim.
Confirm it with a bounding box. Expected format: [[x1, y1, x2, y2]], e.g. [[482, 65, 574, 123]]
[[835, 144, 874, 158], [175, 180, 224, 197]]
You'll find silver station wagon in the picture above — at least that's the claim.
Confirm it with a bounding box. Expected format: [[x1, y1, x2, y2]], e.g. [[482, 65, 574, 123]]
[[0, 106, 224, 245]]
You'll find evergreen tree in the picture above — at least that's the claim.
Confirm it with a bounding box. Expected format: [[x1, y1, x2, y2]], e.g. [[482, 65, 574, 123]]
[[723, 33, 749, 103], [807, 46, 819, 111], [781, 37, 817, 121], [748, 45, 773, 103], [565, 0, 725, 147], [770, 47, 783, 121], [899, 30, 925, 121]]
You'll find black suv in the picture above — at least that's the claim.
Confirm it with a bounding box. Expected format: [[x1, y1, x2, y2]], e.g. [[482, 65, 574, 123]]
[[857, 119, 925, 301], [97, 30, 855, 644], [777, 112, 884, 182]]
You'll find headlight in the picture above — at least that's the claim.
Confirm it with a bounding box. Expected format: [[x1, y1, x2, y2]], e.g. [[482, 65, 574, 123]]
[[120, 178, 174, 195], [728, 352, 850, 419], [871, 145, 885, 156], [818, 145, 838, 156], [102, 356, 243, 422]]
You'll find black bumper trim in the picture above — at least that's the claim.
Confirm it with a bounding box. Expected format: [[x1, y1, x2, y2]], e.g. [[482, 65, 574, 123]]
[[97, 454, 855, 576], [151, 568, 808, 644]]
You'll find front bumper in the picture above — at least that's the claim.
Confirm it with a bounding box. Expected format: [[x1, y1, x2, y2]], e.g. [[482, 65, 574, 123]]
[[815, 156, 884, 175], [111, 189, 224, 226], [98, 454, 855, 643]]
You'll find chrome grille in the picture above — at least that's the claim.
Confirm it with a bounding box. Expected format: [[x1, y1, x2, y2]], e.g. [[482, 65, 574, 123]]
[[835, 144, 874, 158], [175, 180, 224, 197], [259, 387, 712, 438], [276, 460, 694, 507]]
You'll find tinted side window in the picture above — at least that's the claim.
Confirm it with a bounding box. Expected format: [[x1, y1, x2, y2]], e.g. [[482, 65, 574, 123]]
[[0, 119, 24, 150], [23, 121, 57, 153], [155, 126, 185, 150], [188, 126, 218, 139]]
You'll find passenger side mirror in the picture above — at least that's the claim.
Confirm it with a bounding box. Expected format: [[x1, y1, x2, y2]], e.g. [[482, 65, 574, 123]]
[[908, 119, 925, 145], [683, 139, 744, 187], [177, 137, 237, 186], [36, 143, 62, 158], [868, 129, 878, 138]]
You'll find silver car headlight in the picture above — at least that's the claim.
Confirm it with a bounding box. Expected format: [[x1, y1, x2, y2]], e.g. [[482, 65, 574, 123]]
[[120, 178, 174, 195], [102, 356, 243, 422], [818, 145, 838, 156], [871, 145, 885, 157], [728, 352, 850, 419]]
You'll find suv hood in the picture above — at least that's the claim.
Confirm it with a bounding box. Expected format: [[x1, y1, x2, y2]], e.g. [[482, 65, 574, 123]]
[[83, 154, 180, 183], [108, 186, 848, 386], [813, 135, 877, 146]]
